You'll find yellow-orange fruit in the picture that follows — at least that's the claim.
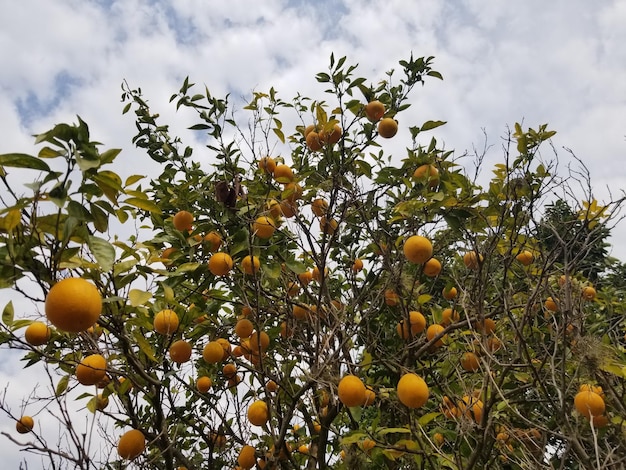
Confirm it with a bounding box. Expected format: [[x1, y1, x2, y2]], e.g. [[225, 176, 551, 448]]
[[574, 391, 605, 419], [582, 286, 597, 300], [365, 100, 385, 122], [461, 352, 480, 372], [208, 252, 233, 276], [476, 318, 496, 335], [24, 321, 50, 346], [222, 363, 237, 379], [433, 432, 445, 446], [169, 340, 192, 363], [252, 216, 276, 239], [153, 309, 179, 335], [203, 231, 222, 252], [298, 270, 313, 285], [384, 289, 400, 306], [544, 297, 559, 312], [319, 124, 342, 145], [238, 445, 257, 469], [441, 308, 459, 326], [463, 251, 483, 270], [442, 286, 458, 300], [117, 429, 146, 460], [460, 396, 483, 423], [161, 247, 177, 261], [352, 258, 364, 272], [247, 400, 269, 426], [203, 341, 224, 363], [320, 216, 338, 235], [173, 210, 194, 231], [378, 118, 398, 138], [579, 384, 604, 397], [279, 199, 298, 218], [283, 182, 303, 202], [397, 311, 427, 339], [266, 380, 278, 393], [338, 375, 366, 407], [403, 236, 433, 264], [363, 387, 376, 406], [311, 198, 329, 217], [306, 131, 323, 151], [397, 373, 429, 408], [515, 250, 534, 266], [235, 318, 254, 338], [292, 304, 310, 320], [241, 255, 260, 275], [413, 164, 439, 188], [423, 257, 442, 277], [15, 416, 34, 434], [196, 376, 212, 393], [259, 156, 276, 174], [45, 278, 102, 333], [76, 354, 107, 386], [426, 324, 446, 348], [273, 164, 295, 183], [249, 331, 270, 353]]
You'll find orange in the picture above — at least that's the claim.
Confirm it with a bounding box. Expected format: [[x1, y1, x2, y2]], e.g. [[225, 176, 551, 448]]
[[292, 304, 310, 320], [259, 156, 276, 174], [361, 438, 376, 452], [426, 324, 446, 348], [403, 235, 433, 264], [196, 376, 212, 393], [363, 387, 376, 406], [161, 247, 177, 261], [487, 337, 502, 352], [312, 266, 328, 283], [476, 318, 496, 335], [306, 131, 323, 151], [223, 363, 237, 379], [117, 429, 146, 460], [279, 199, 298, 218], [153, 309, 179, 335], [397, 311, 426, 339], [235, 318, 254, 338], [320, 216, 338, 235], [579, 384, 604, 396], [203, 231, 222, 252], [338, 374, 366, 407], [249, 331, 270, 353], [266, 380, 278, 392], [238, 445, 257, 469], [423, 257, 442, 277], [15, 416, 34, 434], [283, 183, 303, 202], [298, 270, 313, 285], [544, 297, 559, 312], [365, 100, 385, 122], [169, 340, 192, 363], [304, 124, 317, 137], [460, 396, 483, 423], [441, 308, 459, 326], [208, 252, 233, 276], [592, 415, 609, 428], [384, 289, 400, 307], [252, 216, 276, 239], [442, 286, 458, 300], [298, 444, 310, 454], [461, 352, 480, 372], [319, 124, 342, 145], [311, 198, 329, 217], [76, 354, 107, 386], [463, 251, 483, 270], [241, 255, 260, 275], [286, 281, 300, 297], [433, 432, 445, 446], [45, 277, 102, 333], [267, 199, 282, 220], [203, 341, 224, 363], [515, 250, 534, 266], [413, 164, 439, 188], [574, 391, 605, 419], [352, 258, 364, 272], [173, 210, 194, 231], [582, 286, 596, 300], [378, 118, 398, 138], [273, 164, 294, 183], [247, 400, 269, 426], [397, 373, 429, 408], [24, 321, 50, 346]]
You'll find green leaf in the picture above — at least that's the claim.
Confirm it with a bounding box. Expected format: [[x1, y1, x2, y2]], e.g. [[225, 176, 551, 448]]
[[273, 128, 285, 144], [134, 331, 157, 362], [417, 294, 432, 305], [2, 301, 14, 325], [377, 427, 411, 436], [426, 70, 443, 80], [88, 235, 116, 272], [124, 197, 162, 214], [0, 153, 51, 172], [125, 175, 145, 187], [417, 412, 440, 426], [420, 120, 446, 132], [56, 375, 70, 396], [100, 148, 122, 165], [38, 147, 65, 158], [129, 289, 152, 307]]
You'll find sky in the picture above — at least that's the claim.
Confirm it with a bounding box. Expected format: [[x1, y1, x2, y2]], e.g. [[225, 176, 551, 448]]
[[1, 0, 625, 466]]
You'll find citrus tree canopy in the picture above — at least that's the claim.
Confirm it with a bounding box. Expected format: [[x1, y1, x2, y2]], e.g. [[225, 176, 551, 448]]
[[1, 54, 625, 470]]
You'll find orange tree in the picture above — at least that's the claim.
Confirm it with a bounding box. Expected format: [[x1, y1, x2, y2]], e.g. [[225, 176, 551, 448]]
[[1, 53, 626, 469]]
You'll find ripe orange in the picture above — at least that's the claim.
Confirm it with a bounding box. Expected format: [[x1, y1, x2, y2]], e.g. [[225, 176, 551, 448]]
[[397, 311, 426, 339], [173, 210, 194, 231], [544, 297, 559, 312], [117, 429, 146, 460], [247, 400, 269, 426], [413, 164, 439, 188], [153, 309, 179, 335], [196, 376, 212, 393], [266, 380, 278, 393], [338, 374, 366, 407], [363, 387, 376, 406], [384, 289, 400, 307], [319, 216, 338, 235], [319, 124, 342, 145], [423, 257, 442, 277], [403, 235, 433, 264], [252, 216, 276, 239], [476, 318, 496, 335], [378, 118, 398, 138], [161, 246, 177, 261], [15, 416, 34, 434], [460, 396, 483, 423], [461, 352, 480, 372], [463, 251, 483, 270], [306, 131, 323, 151], [352, 258, 364, 272], [238, 445, 257, 469], [249, 331, 270, 353], [208, 252, 233, 276], [235, 318, 254, 338], [582, 286, 597, 300], [515, 250, 534, 266], [298, 270, 313, 285], [24, 321, 50, 346], [286, 281, 300, 297], [283, 183, 303, 202], [259, 156, 277, 174], [292, 304, 310, 320], [223, 363, 237, 379], [487, 337, 502, 352], [579, 384, 604, 396], [592, 415, 609, 428], [365, 100, 385, 122], [433, 432, 445, 446], [279, 199, 298, 218], [442, 286, 458, 300], [574, 391, 605, 419], [241, 255, 260, 275], [273, 164, 294, 183], [169, 340, 192, 363], [45, 277, 102, 333], [311, 198, 329, 217], [361, 438, 376, 452], [203, 341, 224, 363], [311, 266, 328, 283], [203, 231, 222, 252], [76, 354, 107, 386], [441, 308, 459, 326], [397, 373, 429, 408], [426, 324, 446, 348], [304, 124, 317, 137]]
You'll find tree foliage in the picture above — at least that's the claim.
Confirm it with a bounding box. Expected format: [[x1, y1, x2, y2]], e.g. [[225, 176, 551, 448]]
[[1, 53, 626, 470]]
